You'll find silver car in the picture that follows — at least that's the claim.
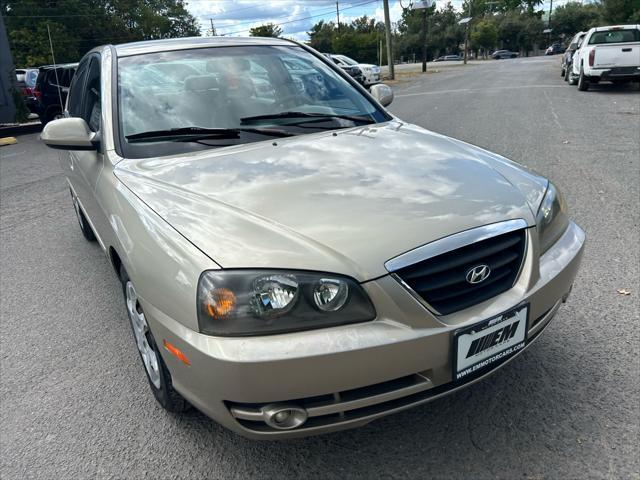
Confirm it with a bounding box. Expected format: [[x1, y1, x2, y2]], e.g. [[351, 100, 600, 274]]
[[41, 37, 584, 439]]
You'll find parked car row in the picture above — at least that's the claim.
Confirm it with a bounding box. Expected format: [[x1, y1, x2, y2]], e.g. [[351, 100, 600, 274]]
[[561, 24, 640, 91], [323, 53, 381, 87], [16, 63, 78, 125]]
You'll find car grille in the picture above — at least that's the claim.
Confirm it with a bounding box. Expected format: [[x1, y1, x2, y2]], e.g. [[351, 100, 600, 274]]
[[394, 228, 527, 315]]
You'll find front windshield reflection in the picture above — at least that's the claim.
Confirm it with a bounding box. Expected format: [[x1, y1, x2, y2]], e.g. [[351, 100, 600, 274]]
[[117, 45, 389, 158]]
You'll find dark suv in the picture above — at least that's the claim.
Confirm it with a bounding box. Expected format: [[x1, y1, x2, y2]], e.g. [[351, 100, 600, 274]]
[[34, 63, 78, 125]]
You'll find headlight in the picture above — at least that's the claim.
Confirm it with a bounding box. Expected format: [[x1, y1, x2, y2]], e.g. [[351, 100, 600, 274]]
[[197, 270, 376, 336], [536, 182, 569, 253]]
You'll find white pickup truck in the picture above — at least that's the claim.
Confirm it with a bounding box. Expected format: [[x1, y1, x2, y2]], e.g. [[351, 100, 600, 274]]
[[569, 25, 640, 91]]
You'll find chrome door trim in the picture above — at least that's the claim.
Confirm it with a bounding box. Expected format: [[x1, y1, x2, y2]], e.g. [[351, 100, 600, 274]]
[[385, 218, 529, 273]]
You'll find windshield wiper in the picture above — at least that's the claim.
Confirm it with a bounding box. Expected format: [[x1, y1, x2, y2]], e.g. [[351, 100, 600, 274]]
[[126, 126, 294, 143], [240, 111, 375, 126]]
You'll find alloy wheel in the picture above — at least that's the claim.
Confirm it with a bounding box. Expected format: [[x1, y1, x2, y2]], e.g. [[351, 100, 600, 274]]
[[125, 281, 161, 389]]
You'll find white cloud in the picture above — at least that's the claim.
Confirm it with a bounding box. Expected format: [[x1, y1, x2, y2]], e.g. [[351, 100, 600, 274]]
[[186, 0, 465, 40]]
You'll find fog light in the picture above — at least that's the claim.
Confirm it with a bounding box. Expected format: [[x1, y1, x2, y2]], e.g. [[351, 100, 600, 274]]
[[262, 403, 308, 430]]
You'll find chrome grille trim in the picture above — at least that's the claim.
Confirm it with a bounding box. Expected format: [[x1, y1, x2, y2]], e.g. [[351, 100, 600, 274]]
[[385, 219, 529, 272], [388, 219, 529, 315]]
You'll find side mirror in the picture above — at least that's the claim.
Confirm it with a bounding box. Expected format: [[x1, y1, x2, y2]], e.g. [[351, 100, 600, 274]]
[[569, 43, 578, 50], [370, 83, 394, 107], [41, 117, 98, 151]]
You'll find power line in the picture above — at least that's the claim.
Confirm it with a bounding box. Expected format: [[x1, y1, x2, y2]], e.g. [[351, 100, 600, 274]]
[[220, 0, 379, 35]]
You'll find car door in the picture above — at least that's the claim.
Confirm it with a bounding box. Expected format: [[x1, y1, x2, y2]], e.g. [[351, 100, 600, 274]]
[[66, 54, 107, 244]]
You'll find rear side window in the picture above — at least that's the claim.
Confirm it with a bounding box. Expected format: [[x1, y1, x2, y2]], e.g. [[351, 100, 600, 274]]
[[589, 29, 640, 44], [26, 69, 38, 87], [68, 59, 90, 117]]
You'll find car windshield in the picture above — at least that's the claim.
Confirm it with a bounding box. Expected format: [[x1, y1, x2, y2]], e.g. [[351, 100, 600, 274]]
[[589, 28, 640, 44], [117, 45, 388, 158]]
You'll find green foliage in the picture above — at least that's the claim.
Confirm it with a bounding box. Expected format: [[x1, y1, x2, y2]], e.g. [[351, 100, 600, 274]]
[[496, 11, 543, 52], [396, 3, 464, 60], [601, 0, 640, 23], [2, 0, 200, 67], [470, 19, 498, 51], [550, 2, 602, 38], [308, 20, 336, 53], [308, 16, 384, 64], [249, 23, 283, 38]]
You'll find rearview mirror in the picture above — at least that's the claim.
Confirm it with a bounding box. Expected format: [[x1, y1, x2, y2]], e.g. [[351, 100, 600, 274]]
[[370, 83, 394, 107], [41, 117, 98, 151]]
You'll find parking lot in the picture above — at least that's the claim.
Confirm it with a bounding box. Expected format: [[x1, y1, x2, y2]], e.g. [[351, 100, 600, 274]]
[[1, 55, 638, 479]]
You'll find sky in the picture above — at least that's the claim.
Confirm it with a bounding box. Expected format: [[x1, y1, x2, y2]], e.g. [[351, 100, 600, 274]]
[[186, 0, 449, 40], [185, 0, 572, 41]]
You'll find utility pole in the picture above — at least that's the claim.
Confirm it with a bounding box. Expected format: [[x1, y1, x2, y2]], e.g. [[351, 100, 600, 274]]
[[209, 18, 215, 36], [421, 9, 427, 72], [383, 0, 394, 79], [336, 1, 340, 32], [548, 0, 553, 30], [460, 1, 472, 65]]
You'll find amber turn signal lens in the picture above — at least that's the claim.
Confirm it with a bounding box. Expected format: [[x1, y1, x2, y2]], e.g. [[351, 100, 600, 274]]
[[163, 340, 190, 366], [204, 287, 236, 319]]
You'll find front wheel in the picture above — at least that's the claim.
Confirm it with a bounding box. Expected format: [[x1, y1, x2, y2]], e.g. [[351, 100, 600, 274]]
[[121, 267, 191, 413], [578, 67, 590, 91], [560, 66, 565, 78], [564, 63, 571, 82]]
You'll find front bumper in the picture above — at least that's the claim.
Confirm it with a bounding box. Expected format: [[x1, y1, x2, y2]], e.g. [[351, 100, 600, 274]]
[[144, 221, 585, 439]]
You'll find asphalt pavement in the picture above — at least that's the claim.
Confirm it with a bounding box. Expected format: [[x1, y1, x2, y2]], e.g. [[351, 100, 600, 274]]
[[1, 55, 639, 479]]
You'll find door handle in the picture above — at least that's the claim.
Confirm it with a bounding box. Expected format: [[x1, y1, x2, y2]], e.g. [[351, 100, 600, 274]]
[[622, 48, 632, 52]]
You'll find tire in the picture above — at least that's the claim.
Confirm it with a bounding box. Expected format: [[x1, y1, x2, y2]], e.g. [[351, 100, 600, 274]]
[[568, 68, 578, 85], [564, 63, 571, 82], [70, 188, 96, 241], [578, 66, 590, 91], [561, 66, 565, 78], [120, 266, 190, 413]]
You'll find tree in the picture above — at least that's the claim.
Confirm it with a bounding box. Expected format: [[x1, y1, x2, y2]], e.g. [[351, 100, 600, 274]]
[[249, 23, 283, 38], [2, 0, 200, 66], [551, 2, 601, 38], [601, 0, 640, 23], [495, 11, 543, 54], [308, 20, 336, 52], [470, 19, 498, 56]]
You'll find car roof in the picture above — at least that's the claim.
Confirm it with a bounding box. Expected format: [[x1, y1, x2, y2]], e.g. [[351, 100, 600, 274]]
[[113, 36, 296, 57]]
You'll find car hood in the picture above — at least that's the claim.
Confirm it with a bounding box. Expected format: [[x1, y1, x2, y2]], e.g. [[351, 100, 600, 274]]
[[115, 121, 547, 281]]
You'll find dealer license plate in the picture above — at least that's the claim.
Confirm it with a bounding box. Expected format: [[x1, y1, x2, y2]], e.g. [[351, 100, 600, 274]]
[[454, 305, 528, 381]]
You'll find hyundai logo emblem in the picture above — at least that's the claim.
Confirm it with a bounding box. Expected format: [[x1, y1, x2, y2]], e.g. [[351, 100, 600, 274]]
[[466, 264, 491, 284]]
